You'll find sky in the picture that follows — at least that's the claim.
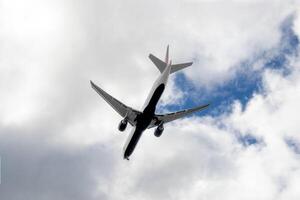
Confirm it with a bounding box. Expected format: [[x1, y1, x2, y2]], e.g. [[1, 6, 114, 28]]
[[0, 0, 300, 199]]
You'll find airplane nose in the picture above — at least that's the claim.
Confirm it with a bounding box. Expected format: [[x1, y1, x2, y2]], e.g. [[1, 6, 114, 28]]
[[123, 152, 130, 160]]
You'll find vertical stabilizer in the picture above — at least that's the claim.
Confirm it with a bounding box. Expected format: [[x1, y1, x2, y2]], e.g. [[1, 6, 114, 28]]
[[165, 45, 169, 64], [149, 45, 192, 74]]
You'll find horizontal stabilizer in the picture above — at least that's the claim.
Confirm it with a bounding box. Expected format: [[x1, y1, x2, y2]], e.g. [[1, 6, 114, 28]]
[[149, 54, 193, 74], [170, 62, 193, 73], [149, 54, 166, 73]]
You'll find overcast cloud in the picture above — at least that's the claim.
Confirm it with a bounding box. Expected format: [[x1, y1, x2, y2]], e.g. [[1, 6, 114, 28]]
[[0, 0, 300, 199]]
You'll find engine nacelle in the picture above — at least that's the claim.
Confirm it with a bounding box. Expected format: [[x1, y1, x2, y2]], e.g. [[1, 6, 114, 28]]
[[154, 124, 164, 137], [118, 119, 128, 132]]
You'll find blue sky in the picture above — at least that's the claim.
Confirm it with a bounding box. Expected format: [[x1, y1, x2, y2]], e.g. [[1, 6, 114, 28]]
[[163, 15, 299, 119], [160, 15, 299, 148]]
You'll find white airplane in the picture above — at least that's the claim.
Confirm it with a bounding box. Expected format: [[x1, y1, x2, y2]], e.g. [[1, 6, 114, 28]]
[[90, 46, 209, 160]]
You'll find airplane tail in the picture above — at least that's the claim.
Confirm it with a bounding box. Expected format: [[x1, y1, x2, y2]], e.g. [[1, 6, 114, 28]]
[[165, 45, 169, 63], [149, 45, 193, 74]]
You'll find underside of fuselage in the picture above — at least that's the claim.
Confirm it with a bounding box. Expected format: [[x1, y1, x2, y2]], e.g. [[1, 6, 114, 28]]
[[123, 84, 165, 160]]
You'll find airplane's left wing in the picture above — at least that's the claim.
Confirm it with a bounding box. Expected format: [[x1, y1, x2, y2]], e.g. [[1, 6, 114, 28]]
[[90, 81, 141, 126], [148, 103, 210, 128]]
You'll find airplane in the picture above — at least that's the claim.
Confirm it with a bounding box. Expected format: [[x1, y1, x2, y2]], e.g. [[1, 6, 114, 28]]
[[90, 46, 209, 160]]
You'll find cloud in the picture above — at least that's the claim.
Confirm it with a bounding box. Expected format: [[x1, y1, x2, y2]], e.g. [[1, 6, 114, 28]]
[[0, 0, 300, 200], [0, 125, 115, 200]]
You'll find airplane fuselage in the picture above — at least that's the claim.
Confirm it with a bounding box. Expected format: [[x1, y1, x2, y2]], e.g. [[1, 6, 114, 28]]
[[91, 46, 207, 160], [123, 62, 171, 159]]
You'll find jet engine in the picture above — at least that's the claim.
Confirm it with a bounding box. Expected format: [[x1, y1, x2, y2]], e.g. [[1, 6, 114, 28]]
[[118, 119, 128, 132], [154, 124, 164, 137]]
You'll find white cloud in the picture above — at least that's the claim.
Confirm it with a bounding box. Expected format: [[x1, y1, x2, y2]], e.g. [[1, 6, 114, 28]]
[[0, 0, 300, 200], [293, 6, 300, 38], [172, 1, 295, 88]]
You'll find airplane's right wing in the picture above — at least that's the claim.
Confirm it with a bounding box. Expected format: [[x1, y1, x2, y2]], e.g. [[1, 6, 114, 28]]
[[90, 81, 141, 126], [148, 103, 210, 128]]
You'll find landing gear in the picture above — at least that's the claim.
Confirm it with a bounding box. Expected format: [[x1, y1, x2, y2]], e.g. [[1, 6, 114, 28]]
[[154, 123, 164, 137], [118, 118, 128, 132]]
